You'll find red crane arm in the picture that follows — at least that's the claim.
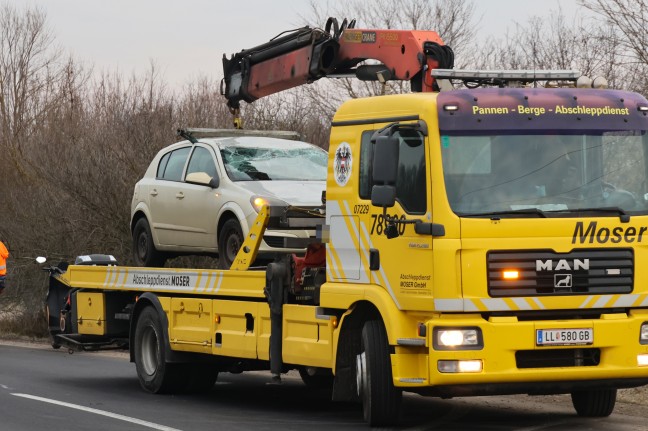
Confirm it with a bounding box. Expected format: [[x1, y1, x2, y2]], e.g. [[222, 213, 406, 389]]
[[221, 18, 454, 110]]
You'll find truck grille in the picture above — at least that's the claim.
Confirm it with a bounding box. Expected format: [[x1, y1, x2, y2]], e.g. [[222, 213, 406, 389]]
[[487, 249, 633, 297]]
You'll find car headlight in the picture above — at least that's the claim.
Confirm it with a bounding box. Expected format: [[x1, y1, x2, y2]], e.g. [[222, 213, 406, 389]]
[[250, 196, 288, 213]]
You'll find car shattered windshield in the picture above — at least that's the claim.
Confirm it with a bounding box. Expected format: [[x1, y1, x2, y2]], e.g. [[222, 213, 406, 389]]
[[221, 143, 327, 181], [441, 131, 648, 217]]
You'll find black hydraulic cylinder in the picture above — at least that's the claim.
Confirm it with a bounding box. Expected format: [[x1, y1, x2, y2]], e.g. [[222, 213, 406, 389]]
[[265, 261, 287, 377]]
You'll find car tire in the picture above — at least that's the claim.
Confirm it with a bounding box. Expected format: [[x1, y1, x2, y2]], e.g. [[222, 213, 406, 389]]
[[132, 218, 166, 267], [218, 218, 244, 269]]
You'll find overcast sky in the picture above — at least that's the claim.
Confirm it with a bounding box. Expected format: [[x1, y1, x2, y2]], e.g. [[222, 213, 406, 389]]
[[10, 0, 585, 90]]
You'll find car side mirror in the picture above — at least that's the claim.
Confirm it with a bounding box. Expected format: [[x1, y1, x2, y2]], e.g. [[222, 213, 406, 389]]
[[186, 172, 219, 188], [370, 135, 399, 208]]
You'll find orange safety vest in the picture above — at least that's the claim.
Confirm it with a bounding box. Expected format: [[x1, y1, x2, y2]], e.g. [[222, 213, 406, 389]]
[[0, 241, 8, 276]]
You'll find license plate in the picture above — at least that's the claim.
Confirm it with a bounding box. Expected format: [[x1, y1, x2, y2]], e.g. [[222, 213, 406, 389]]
[[536, 328, 593, 346]]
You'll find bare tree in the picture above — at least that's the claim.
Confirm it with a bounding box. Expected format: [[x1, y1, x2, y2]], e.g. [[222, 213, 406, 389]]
[[579, 0, 648, 93], [470, 5, 640, 92], [0, 4, 67, 170], [580, 0, 648, 65]]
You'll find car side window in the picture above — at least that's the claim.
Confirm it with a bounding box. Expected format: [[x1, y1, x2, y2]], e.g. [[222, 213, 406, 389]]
[[186, 146, 218, 179], [160, 147, 190, 181], [157, 152, 170, 178]]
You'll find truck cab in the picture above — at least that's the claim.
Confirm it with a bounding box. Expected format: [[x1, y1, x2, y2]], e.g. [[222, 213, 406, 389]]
[[322, 84, 648, 421]]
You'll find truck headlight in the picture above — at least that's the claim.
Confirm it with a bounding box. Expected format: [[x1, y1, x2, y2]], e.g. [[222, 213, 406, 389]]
[[640, 322, 648, 344], [433, 327, 483, 350]]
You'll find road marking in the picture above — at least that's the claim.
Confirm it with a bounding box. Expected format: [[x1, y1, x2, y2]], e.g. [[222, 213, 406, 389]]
[[12, 393, 183, 431]]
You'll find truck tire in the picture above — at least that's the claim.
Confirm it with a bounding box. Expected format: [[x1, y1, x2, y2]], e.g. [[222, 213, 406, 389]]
[[45, 304, 62, 349], [356, 320, 402, 426], [571, 388, 617, 417], [134, 306, 186, 394], [218, 218, 243, 269], [132, 218, 166, 267]]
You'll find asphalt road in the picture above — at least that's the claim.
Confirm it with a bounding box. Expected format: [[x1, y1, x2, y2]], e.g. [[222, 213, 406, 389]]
[[1, 341, 648, 430]]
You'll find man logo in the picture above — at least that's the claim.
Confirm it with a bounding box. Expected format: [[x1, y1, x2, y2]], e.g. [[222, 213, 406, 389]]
[[536, 259, 589, 271], [554, 274, 572, 289]]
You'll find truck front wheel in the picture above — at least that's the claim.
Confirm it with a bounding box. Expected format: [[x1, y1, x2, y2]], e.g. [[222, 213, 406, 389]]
[[356, 320, 402, 426], [571, 388, 617, 417], [134, 306, 185, 393]]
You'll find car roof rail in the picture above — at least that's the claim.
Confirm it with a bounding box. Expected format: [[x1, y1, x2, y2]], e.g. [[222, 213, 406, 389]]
[[177, 128, 302, 142]]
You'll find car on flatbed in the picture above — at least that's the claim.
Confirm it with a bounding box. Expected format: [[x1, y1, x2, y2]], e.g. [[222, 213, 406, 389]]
[[130, 129, 327, 268]]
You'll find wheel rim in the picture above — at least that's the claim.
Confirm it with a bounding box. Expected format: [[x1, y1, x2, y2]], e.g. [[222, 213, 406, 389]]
[[225, 231, 242, 263], [140, 325, 159, 376], [137, 231, 148, 261]]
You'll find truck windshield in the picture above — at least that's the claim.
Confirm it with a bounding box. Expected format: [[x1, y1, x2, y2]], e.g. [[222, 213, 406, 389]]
[[441, 131, 648, 217]]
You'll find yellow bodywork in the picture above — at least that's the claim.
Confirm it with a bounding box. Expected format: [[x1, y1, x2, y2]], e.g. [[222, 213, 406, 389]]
[[76, 292, 106, 335]]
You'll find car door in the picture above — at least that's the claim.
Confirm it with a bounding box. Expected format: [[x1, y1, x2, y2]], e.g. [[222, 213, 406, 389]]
[[148, 146, 191, 246], [177, 145, 222, 249]]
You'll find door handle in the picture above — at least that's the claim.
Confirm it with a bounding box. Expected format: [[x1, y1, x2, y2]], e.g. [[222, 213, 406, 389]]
[[176, 192, 185, 199], [150, 189, 158, 197]]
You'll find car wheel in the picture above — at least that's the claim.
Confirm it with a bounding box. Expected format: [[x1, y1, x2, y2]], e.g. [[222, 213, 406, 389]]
[[132, 218, 166, 267], [218, 218, 243, 269]]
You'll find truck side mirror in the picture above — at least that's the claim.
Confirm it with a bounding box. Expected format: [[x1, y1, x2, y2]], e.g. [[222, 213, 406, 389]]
[[371, 135, 399, 208]]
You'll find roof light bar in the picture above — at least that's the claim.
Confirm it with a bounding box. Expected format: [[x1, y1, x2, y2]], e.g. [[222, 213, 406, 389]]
[[431, 69, 581, 81]]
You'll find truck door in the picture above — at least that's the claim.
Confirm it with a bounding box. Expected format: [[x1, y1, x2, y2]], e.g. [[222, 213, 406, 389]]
[[327, 125, 434, 310], [365, 127, 434, 309]]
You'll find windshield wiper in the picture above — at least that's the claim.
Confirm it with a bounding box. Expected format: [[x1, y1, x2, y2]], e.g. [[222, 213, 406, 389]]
[[551, 206, 631, 222], [460, 208, 548, 219]]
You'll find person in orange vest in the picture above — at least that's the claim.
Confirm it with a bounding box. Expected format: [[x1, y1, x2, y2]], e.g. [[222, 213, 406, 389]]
[[0, 240, 8, 295]]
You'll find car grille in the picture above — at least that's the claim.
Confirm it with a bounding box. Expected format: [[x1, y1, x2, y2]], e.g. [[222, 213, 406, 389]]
[[487, 249, 633, 297], [263, 236, 286, 248]]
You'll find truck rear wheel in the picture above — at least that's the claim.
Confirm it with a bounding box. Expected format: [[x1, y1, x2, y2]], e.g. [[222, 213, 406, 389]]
[[356, 320, 402, 426], [571, 388, 617, 417], [134, 306, 185, 394]]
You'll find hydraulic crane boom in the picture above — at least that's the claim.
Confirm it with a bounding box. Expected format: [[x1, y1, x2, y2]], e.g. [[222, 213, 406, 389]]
[[221, 17, 454, 110]]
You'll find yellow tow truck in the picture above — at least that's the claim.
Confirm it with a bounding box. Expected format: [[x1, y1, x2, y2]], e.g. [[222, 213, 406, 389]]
[[44, 19, 648, 426]]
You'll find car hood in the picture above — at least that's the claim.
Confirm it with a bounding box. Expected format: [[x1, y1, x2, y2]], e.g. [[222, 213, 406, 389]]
[[235, 181, 325, 206]]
